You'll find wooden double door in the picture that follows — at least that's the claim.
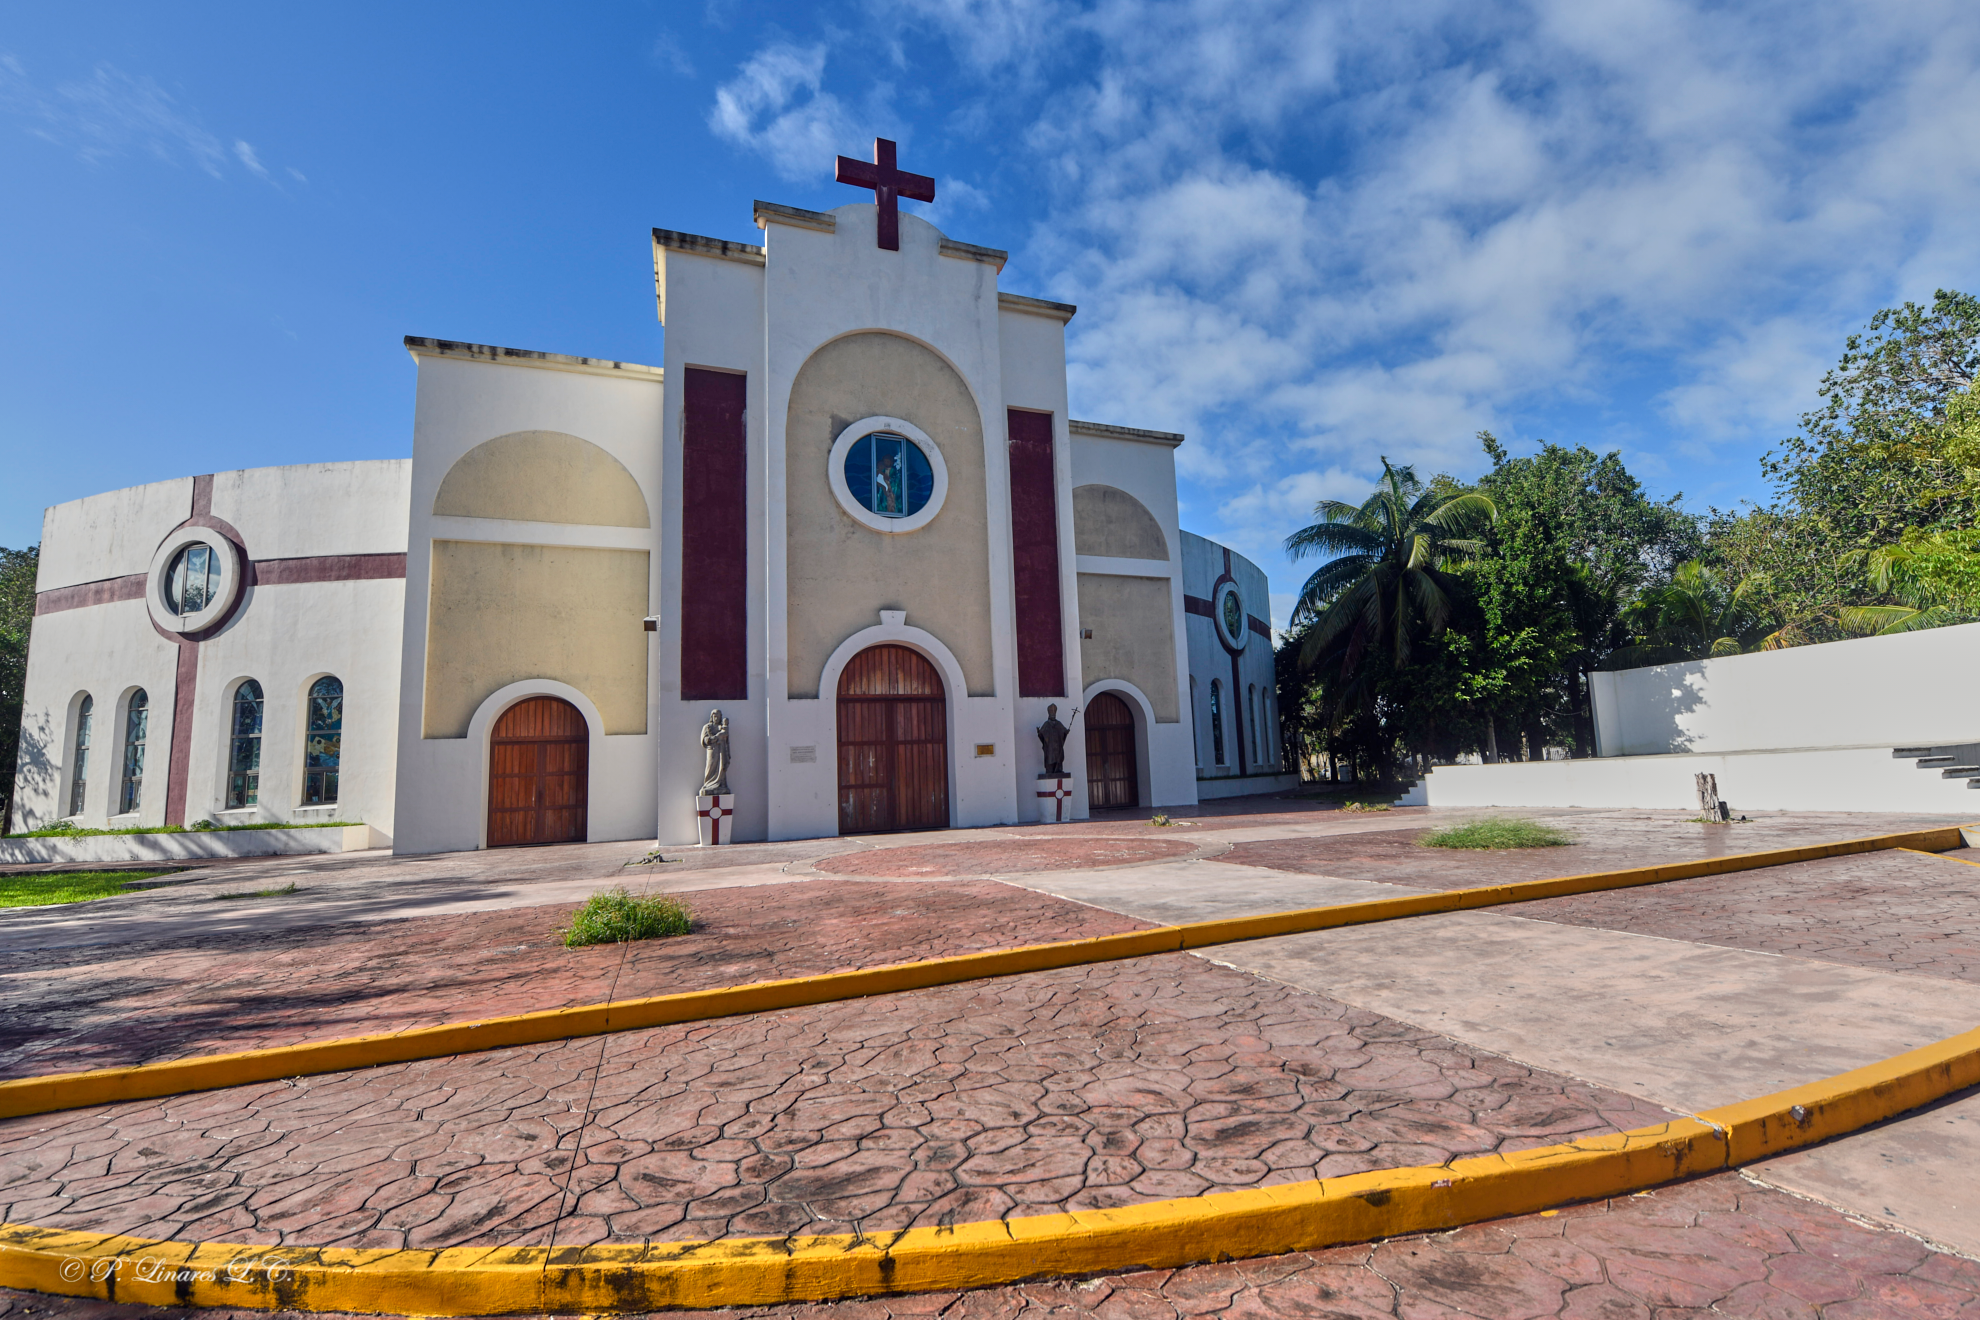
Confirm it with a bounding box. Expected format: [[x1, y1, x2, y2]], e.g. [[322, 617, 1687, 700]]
[[488, 696, 588, 847], [1085, 691, 1138, 809], [838, 645, 949, 834]]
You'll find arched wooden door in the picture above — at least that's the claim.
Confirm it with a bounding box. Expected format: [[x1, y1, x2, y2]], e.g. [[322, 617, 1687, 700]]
[[1085, 691, 1139, 809], [488, 696, 588, 847], [838, 645, 949, 834]]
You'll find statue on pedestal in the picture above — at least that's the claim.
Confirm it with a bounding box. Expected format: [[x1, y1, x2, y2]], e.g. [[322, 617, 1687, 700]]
[[1036, 703, 1075, 777], [699, 709, 731, 795]]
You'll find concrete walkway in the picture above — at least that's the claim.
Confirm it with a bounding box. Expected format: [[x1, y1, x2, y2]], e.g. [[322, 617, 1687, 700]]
[[4, 799, 1978, 1318]]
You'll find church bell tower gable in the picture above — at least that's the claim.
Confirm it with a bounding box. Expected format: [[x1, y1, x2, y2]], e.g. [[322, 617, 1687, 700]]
[[757, 201, 1020, 839]]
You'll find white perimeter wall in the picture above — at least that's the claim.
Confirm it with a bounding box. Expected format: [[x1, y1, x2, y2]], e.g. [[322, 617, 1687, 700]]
[[1593, 621, 1980, 756], [1424, 746, 1979, 815]]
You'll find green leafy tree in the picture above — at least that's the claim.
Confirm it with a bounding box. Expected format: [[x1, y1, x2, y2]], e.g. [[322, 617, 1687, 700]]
[[1283, 460, 1496, 780], [0, 545, 38, 830], [1466, 435, 1701, 755], [1610, 561, 1773, 667], [1710, 291, 1980, 638]]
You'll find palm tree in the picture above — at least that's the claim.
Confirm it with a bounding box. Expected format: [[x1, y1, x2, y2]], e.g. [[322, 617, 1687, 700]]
[[1284, 459, 1498, 674], [1608, 561, 1770, 667]]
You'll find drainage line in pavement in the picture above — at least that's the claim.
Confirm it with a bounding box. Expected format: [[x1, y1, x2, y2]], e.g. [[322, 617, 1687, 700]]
[[539, 930, 635, 1265]]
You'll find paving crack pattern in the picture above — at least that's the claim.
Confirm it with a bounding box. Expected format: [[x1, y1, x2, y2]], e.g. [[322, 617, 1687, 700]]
[[0, 881, 1149, 1080], [0, 955, 1674, 1251]]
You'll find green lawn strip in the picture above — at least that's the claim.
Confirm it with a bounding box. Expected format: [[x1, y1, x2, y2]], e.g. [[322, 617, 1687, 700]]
[[562, 888, 693, 947], [5, 820, 360, 839], [1420, 816, 1574, 849], [0, 870, 175, 908]]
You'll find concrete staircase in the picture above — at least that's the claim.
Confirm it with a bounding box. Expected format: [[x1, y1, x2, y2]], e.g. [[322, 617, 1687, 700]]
[[1893, 742, 1980, 791]]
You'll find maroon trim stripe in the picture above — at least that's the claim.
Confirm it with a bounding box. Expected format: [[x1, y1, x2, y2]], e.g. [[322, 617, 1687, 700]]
[[164, 639, 198, 828], [36, 553, 406, 616], [1182, 594, 1214, 617], [34, 575, 147, 616], [1247, 615, 1271, 638], [253, 553, 408, 586]]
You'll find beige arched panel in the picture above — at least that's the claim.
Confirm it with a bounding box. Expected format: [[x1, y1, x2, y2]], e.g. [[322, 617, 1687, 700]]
[[434, 431, 650, 528], [784, 332, 994, 697], [1073, 485, 1168, 560]]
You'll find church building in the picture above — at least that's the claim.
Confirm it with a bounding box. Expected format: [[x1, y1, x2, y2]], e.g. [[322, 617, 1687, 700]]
[[12, 151, 1296, 852]]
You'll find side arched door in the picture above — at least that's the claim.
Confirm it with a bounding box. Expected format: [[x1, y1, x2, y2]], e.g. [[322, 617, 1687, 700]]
[[837, 645, 949, 834], [488, 696, 588, 846], [1084, 691, 1138, 809]]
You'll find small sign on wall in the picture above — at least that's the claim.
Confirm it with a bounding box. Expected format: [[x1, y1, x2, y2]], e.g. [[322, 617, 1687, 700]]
[[975, 743, 996, 757], [789, 746, 817, 763]]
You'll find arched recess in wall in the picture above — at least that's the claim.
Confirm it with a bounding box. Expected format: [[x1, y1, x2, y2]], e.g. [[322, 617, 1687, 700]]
[[784, 331, 995, 698], [434, 431, 650, 528], [1072, 485, 1168, 560]]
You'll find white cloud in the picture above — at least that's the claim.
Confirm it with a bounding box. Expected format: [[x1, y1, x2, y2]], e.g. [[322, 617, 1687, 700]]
[[708, 43, 862, 181], [233, 139, 268, 179], [0, 56, 299, 187], [713, 0, 1980, 598]]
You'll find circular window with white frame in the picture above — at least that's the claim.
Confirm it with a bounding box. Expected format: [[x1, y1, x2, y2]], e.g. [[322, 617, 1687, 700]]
[[145, 528, 244, 635], [828, 416, 949, 534], [1213, 579, 1248, 653]]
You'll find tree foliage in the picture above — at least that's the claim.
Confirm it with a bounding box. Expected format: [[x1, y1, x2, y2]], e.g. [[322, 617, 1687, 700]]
[[0, 545, 38, 830]]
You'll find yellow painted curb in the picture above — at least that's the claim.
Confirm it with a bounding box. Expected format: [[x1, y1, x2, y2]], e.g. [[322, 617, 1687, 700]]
[[1903, 846, 1980, 868], [0, 825, 1968, 1123], [5, 1023, 1977, 1315]]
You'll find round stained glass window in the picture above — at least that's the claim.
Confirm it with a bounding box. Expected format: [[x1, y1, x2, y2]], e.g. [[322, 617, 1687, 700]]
[[843, 432, 935, 519], [164, 543, 222, 617]]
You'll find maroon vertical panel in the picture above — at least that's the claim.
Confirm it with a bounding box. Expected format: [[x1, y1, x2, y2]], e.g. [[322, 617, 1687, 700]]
[[681, 368, 749, 700], [1007, 409, 1065, 698], [163, 640, 198, 827]]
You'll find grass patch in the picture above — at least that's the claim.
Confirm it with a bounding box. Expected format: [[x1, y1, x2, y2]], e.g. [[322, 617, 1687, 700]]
[[562, 888, 693, 948], [1340, 801, 1391, 813], [6, 819, 360, 839], [1421, 817, 1574, 849], [0, 870, 172, 907], [213, 882, 300, 901]]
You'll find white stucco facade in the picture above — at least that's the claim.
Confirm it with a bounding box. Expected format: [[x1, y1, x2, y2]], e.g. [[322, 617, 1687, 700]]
[[1182, 531, 1297, 800], [12, 462, 408, 838], [12, 198, 1291, 853]]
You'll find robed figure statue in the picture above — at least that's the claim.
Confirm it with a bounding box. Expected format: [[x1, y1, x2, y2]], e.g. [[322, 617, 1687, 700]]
[[699, 709, 731, 795], [1036, 703, 1073, 777]]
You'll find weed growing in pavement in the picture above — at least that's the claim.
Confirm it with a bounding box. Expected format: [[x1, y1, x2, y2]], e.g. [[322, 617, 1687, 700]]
[[0, 871, 171, 907], [1340, 801, 1391, 813], [1421, 817, 1573, 849], [1150, 813, 1173, 826], [1686, 814, 1751, 824], [563, 888, 693, 947], [213, 882, 300, 900]]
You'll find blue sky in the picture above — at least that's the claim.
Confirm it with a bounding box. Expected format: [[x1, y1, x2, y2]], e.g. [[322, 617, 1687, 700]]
[[5, 2, 1979, 626]]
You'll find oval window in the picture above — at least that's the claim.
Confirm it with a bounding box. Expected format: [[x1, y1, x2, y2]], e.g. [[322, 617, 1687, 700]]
[[843, 432, 935, 519], [164, 544, 221, 616]]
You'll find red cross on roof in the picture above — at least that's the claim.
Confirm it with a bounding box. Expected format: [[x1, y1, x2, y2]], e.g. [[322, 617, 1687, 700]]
[[834, 138, 936, 251]]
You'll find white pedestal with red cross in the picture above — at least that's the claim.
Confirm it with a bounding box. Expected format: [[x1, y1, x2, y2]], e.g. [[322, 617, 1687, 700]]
[[695, 794, 735, 846], [1035, 774, 1074, 823]]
